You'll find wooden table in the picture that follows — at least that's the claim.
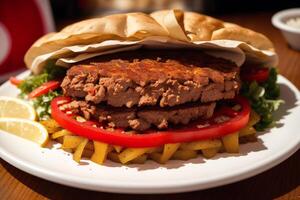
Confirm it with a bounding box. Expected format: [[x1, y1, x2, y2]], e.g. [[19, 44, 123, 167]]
[[0, 12, 299, 200]]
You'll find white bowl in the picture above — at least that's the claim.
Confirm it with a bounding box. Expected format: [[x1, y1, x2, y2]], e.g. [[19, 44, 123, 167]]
[[272, 8, 300, 50]]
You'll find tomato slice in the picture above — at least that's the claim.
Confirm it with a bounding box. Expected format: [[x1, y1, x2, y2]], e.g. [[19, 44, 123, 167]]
[[28, 81, 60, 99], [9, 77, 23, 86], [51, 96, 250, 148], [241, 66, 269, 83]]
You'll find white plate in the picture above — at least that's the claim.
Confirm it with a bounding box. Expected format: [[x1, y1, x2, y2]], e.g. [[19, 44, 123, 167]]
[[0, 71, 299, 194]]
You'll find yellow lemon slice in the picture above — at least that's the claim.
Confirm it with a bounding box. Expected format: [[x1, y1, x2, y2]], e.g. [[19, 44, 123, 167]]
[[0, 96, 36, 121], [0, 118, 48, 146]]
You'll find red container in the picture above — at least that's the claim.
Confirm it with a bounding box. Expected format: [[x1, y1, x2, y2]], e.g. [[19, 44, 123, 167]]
[[0, 0, 54, 82]]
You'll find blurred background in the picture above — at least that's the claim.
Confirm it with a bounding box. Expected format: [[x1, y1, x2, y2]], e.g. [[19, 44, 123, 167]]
[[51, 0, 299, 24], [0, 0, 299, 82]]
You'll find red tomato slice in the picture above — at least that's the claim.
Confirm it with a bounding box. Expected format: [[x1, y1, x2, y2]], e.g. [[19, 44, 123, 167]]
[[51, 96, 251, 148], [28, 81, 60, 99], [9, 77, 23, 86], [241, 66, 269, 83]]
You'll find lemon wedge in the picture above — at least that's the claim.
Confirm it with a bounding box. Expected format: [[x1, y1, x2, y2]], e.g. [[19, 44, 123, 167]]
[[0, 96, 36, 121], [0, 118, 48, 146]]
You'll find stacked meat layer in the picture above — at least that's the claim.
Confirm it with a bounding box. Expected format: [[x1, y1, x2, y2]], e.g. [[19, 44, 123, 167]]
[[61, 50, 240, 131]]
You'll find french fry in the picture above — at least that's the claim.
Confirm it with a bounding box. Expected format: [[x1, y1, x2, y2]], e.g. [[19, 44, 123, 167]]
[[118, 148, 151, 164], [52, 129, 72, 139], [248, 110, 261, 127], [222, 132, 239, 153], [238, 110, 259, 137], [40, 119, 61, 134], [62, 135, 85, 149], [171, 150, 198, 160], [202, 147, 220, 158], [160, 143, 180, 164], [52, 120, 258, 165], [180, 139, 222, 150], [239, 126, 256, 137], [73, 138, 88, 162], [91, 141, 109, 165]]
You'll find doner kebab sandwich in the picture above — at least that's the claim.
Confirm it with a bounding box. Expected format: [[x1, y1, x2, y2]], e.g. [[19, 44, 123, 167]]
[[11, 10, 282, 165]]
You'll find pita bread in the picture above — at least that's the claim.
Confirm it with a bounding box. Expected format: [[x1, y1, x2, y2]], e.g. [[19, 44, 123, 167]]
[[24, 10, 277, 74]]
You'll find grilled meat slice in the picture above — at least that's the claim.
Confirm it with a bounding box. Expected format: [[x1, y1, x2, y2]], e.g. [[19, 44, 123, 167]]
[[67, 100, 216, 131], [61, 50, 240, 108]]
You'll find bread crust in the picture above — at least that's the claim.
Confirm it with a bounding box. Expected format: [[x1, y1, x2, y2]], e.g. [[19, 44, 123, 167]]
[[24, 9, 275, 71]]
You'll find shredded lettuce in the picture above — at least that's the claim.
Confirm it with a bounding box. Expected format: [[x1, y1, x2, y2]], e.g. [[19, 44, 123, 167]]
[[18, 61, 66, 96], [18, 73, 49, 97], [32, 90, 62, 119], [241, 67, 284, 131], [18, 61, 66, 119]]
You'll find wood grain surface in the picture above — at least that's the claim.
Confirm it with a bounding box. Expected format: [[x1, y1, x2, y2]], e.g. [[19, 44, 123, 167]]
[[0, 12, 299, 200]]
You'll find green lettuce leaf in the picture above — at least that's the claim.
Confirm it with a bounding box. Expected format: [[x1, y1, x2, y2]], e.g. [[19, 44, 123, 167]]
[[18, 61, 66, 119], [32, 90, 62, 119], [18, 61, 66, 96], [241, 67, 284, 131]]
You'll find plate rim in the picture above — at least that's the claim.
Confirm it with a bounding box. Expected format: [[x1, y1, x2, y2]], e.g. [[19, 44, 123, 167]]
[[0, 71, 299, 194]]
